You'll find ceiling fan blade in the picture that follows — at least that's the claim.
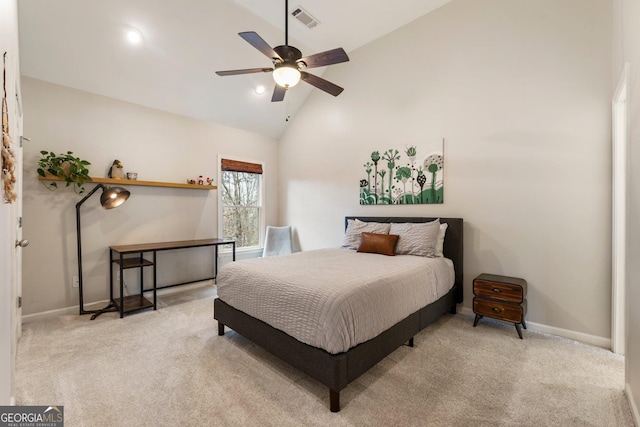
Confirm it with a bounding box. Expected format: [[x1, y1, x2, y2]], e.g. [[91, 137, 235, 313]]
[[300, 72, 344, 97], [239, 31, 283, 61], [215, 67, 273, 76], [271, 84, 286, 102], [299, 48, 349, 69]]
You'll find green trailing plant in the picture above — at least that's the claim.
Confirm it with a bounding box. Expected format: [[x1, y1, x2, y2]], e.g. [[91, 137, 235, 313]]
[[37, 150, 92, 194]]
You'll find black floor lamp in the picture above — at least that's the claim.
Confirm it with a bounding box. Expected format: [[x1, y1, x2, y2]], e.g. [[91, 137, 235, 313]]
[[76, 183, 130, 319]]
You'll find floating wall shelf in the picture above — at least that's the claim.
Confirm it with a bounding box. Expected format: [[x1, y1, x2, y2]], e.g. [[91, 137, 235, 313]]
[[38, 174, 217, 190]]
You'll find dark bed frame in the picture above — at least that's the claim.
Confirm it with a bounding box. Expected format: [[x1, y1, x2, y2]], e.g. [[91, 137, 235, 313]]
[[214, 216, 463, 412]]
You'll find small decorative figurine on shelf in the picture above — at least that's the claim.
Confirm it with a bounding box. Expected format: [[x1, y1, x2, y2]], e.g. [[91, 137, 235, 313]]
[[187, 175, 213, 185], [108, 159, 125, 179]]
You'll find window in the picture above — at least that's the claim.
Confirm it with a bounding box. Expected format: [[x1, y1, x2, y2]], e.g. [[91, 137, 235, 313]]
[[219, 158, 263, 249]]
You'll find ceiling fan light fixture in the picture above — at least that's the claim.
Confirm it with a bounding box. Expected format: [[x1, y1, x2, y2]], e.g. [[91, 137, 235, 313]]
[[273, 66, 301, 88]]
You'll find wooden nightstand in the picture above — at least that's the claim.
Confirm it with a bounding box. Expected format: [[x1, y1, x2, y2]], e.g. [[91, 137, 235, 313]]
[[473, 273, 527, 339]]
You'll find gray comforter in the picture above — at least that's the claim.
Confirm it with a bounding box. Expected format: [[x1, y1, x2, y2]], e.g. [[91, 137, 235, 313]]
[[216, 248, 454, 354]]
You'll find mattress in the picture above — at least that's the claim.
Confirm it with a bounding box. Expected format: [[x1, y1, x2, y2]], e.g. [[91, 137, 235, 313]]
[[216, 248, 454, 354]]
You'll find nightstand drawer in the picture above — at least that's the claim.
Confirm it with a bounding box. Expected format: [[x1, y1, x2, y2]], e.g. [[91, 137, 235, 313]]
[[473, 280, 524, 303], [473, 297, 526, 323]]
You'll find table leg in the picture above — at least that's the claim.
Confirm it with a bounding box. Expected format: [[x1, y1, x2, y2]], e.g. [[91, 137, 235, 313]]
[[109, 249, 114, 303], [153, 251, 157, 310], [119, 253, 124, 318], [214, 245, 218, 280], [140, 251, 144, 301]]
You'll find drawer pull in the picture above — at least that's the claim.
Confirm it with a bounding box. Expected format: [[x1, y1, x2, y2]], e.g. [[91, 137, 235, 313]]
[[492, 288, 501, 293], [492, 307, 502, 313]]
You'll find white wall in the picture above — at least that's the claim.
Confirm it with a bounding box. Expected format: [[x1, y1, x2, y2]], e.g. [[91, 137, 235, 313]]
[[0, 0, 20, 405], [614, 0, 640, 421], [279, 0, 612, 339], [21, 77, 279, 315]]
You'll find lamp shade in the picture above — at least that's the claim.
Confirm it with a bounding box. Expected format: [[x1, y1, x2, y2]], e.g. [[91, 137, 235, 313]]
[[273, 65, 301, 88], [99, 186, 130, 209]]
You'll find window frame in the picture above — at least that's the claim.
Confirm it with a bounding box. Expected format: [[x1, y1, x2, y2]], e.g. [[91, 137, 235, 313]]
[[217, 155, 265, 252]]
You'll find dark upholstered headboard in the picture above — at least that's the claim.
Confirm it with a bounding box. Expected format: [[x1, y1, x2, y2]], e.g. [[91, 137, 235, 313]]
[[344, 216, 464, 304]]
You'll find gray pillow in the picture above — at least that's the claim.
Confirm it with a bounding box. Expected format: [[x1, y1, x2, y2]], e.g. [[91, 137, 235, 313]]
[[342, 219, 391, 249], [390, 220, 441, 257], [435, 223, 448, 257]]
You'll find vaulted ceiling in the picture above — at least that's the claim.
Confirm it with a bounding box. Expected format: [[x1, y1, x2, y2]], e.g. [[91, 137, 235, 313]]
[[18, 0, 451, 139]]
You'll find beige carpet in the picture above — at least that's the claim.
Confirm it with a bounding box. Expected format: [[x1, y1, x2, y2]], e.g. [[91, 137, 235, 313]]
[[16, 285, 633, 427]]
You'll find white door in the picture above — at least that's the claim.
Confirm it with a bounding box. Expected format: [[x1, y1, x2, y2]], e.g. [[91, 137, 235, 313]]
[[0, 1, 23, 401]]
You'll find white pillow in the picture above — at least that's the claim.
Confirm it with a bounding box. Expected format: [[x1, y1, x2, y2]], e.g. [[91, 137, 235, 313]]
[[435, 222, 448, 257], [342, 219, 391, 249], [390, 220, 440, 257]]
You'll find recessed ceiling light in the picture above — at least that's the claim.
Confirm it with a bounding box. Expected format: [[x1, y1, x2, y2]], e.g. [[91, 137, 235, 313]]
[[126, 28, 144, 45], [255, 85, 266, 95]]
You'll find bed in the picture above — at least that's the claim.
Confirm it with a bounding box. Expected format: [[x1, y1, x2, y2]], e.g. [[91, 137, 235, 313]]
[[214, 216, 463, 412]]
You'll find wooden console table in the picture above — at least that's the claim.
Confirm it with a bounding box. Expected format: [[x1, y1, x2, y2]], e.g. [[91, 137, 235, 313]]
[[108, 238, 236, 318]]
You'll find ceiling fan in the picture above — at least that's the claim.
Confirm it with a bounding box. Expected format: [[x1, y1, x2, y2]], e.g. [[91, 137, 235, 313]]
[[215, 0, 349, 102]]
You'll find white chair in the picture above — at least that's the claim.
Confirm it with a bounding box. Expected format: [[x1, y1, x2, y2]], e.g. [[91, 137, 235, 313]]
[[262, 225, 293, 257]]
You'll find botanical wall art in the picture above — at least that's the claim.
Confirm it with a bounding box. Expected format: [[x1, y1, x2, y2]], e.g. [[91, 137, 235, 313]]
[[360, 139, 444, 205]]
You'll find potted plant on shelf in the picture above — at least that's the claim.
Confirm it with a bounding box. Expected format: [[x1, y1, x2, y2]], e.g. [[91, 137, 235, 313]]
[[37, 150, 92, 194]]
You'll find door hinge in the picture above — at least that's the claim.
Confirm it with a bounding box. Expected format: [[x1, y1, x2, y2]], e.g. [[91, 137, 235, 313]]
[[18, 217, 22, 228], [17, 296, 22, 308]]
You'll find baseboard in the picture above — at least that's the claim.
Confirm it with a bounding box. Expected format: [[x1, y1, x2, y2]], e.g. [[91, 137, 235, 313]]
[[22, 281, 214, 324], [626, 383, 640, 426], [459, 307, 611, 349]]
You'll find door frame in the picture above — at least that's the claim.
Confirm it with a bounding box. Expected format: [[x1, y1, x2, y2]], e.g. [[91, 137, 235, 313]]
[[612, 63, 629, 355]]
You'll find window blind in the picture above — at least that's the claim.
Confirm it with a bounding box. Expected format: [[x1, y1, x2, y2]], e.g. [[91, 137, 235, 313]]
[[221, 159, 263, 174]]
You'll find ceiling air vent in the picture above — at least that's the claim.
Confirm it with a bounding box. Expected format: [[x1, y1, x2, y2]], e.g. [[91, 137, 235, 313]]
[[292, 7, 320, 29]]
